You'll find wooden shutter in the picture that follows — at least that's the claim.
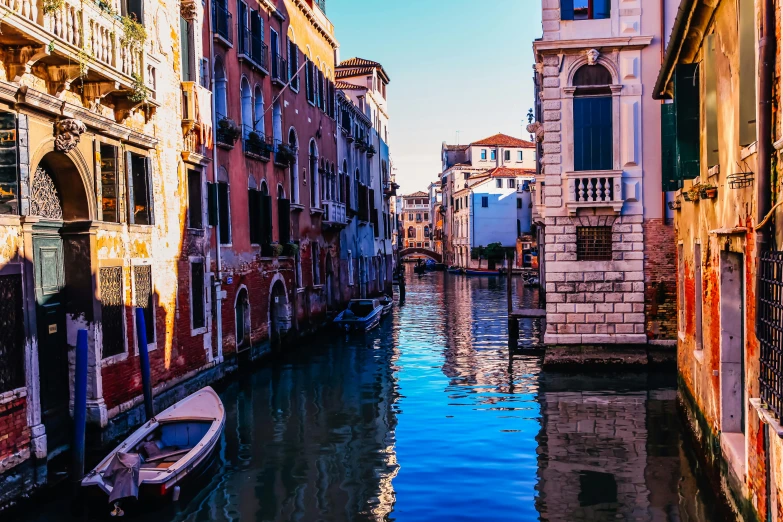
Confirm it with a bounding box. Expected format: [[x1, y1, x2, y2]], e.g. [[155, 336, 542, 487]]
[[218, 182, 230, 243], [573, 96, 612, 171], [125, 151, 134, 224], [278, 198, 291, 244], [674, 63, 700, 181], [248, 190, 260, 243], [144, 157, 154, 225], [704, 34, 719, 167], [593, 0, 610, 19], [560, 0, 574, 20], [260, 194, 272, 248], [738, 0, 756, 146], [207, 182, 218, 226], [661, 103, 679, 191]]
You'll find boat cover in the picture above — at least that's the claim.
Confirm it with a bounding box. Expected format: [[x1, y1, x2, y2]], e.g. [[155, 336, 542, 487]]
[[103, 452, 142, 502]]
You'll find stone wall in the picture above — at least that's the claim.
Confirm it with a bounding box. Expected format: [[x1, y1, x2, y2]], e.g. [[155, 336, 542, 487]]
[[643, 218, 676, 339]]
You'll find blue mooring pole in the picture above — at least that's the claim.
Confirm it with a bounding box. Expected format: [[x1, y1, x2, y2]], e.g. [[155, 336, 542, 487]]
[[72, 329, 88, 485], [135, 308, 154, 421]]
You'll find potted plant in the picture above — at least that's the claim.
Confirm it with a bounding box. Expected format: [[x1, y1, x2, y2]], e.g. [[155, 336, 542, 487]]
[[218, 117, 241, 145], [366, 144, 376, 157], [270, 244, 284, 257], [282, 242, 299, 257], [700, 184, 718, 199], [275, 143, 297, 165]]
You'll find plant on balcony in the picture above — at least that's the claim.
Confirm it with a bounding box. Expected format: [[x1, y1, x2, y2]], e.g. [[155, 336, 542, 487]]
[[247, 131, 263, 146], [128, 72, 149, 103], [96, 0, 116, 15], [218, 117, 241, 144], [121, 13, 147, 52], [275, 143, 297, 165], [700, 184, 718, 199], [43, 0, 64, 15], [366, 144, 376, 157], [282, 242, 299, 257], [270, 243, 284, 257]]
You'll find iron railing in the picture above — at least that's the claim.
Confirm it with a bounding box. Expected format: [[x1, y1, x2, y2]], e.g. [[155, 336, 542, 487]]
[[238, 25, 268, 71], [272, 53, 288, 84], [212, 2, 232, 44], [243, 126, 272, 160], [760, 251, 783, 418]]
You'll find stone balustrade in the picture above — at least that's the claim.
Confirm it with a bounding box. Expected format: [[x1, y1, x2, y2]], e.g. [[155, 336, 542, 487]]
[[564, 170, 623, 214]]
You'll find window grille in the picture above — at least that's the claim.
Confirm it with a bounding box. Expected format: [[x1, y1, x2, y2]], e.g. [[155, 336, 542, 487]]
[[134, 265, 155, 343], [759, 251, 783, 418], [191, 261, 205, 329], [0, 274, 24, 392], [576, 226, 612, 261], [100, 267, 125, 358]]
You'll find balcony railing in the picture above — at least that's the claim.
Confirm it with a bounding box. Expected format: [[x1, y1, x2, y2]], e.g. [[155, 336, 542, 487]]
[[238, 25, 268, 72], [322, 200, 347, 226], [564, 170, 623, 214], [212, 2, 233, 45], [243, 126, 272, 160], [272, 53, 288, 85]]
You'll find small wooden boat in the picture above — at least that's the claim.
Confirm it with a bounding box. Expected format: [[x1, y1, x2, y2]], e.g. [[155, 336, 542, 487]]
[[413, 264, 427, 274], [464, 269, 500, 276], [379, 295, 393, 316], [82, 387, 225, 511], [334, 299, 384, 332], [447, 266, 463, 274]]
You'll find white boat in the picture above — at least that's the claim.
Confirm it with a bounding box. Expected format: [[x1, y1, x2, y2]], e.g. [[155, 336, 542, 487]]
[[82, 387, 225, 510]]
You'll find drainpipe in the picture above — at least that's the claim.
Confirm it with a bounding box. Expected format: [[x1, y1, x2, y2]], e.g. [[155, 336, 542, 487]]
[[756, 0, 775, 339], [210, 6, 223, 363]]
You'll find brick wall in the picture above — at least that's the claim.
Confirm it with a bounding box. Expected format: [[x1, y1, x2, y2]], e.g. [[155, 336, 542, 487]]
[[0, 396, 30, 471], [643, 219, 676, 339]]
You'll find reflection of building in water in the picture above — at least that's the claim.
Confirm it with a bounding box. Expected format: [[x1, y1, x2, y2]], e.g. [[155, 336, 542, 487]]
[[535, 375, 683, 521]]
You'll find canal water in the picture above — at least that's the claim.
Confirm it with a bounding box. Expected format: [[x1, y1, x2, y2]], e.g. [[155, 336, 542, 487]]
[[19, 268, 725, 521]]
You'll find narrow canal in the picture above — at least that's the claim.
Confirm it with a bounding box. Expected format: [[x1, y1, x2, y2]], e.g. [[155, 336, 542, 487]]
[[21, 268, 725, 521]]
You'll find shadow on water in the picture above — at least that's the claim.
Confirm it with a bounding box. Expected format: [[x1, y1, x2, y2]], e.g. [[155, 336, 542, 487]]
[[14, 266, 727, 521]]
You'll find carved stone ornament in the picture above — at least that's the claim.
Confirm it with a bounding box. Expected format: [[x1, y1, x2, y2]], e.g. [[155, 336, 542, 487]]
[[180, 0, 198, 20], [534, 62, 544, 75], [526, 122, 544, 143], [54, 118, 86, 153], [586, 49, 600, 66], [30, 166, 63, 219]]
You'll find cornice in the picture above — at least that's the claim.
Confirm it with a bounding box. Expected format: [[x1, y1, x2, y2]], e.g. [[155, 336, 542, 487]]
[[534, 35, 653, 54], [290, 0, 338, 49]]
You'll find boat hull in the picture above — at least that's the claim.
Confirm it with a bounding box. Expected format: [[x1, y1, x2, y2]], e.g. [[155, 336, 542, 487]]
[[464, 270, 500, 276]]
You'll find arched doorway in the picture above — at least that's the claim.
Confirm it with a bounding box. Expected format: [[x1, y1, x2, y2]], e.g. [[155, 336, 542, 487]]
[[269, 278, 291, 345], [325, 252, 335, 309], [234, 286, 250, 351], [29, 151, 94, 454]]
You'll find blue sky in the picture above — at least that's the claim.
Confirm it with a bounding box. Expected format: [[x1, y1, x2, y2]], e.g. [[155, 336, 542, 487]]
[[328, 0, 543, 194]]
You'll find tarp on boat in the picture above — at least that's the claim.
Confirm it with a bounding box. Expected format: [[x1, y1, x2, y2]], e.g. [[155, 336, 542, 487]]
[[103, 452, 142, 502]]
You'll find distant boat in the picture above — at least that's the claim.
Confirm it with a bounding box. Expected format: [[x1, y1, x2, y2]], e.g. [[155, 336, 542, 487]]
[[82, 387, 225, 513], [334, 299, 384, 332], [447, 266, 463, 274], [464, 269, 500, 276], [414, 264, 427, 274], [379, 295, 393, 316]]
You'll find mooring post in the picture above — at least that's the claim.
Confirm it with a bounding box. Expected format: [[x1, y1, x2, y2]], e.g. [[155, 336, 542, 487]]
[[135, 308, 154, 421], [507, 254, 518, 342], [72, 329, 88, 485]]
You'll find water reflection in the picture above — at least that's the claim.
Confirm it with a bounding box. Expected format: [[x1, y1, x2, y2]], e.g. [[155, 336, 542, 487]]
[[15, 268, 722, 521]]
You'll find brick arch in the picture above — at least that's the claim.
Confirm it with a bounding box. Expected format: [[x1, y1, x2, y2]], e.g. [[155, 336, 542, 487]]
[[399, 247, 442, 263]]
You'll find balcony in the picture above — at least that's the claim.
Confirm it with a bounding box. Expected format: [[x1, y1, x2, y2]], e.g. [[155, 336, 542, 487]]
[[212, 2, 233, 47], [243, 126, 272, 161], [181, 82, 212, 165], [271, 53, 288, 86], [238, 25, 268, 73], [564, 170, 624, 214], [322, 200, 347, 228]]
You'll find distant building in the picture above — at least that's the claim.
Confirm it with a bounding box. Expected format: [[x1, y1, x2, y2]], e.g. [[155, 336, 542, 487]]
[[400, 192, 433, 251], [428, 182, 443, 255], [440, 134, 536, 266]]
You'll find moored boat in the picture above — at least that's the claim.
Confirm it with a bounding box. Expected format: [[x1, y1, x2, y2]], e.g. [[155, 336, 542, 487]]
[[447, 266, 463, 274], [379, 295, 393, 316], [81, 387, 225, 513], [464, 269, 500, 276], [334, 299, 384, 332]]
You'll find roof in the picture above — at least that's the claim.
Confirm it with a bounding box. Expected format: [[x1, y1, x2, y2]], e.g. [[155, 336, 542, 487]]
[[485, 167, 536, 178], [404, 191, 428, 198], [335, 80, 366, 91], [336, 57, 390, 83], [471, 133, 535, 148], [443, 144, 469, 152]]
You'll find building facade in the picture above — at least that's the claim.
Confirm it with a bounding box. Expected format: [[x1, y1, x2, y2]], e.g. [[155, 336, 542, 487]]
[[530, 0, 677, 347], [654, 0, 783, 519], [400, 192, 432, 252]]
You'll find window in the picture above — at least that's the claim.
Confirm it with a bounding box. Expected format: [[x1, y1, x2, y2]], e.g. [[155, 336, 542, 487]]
[[508, 179, 515, 188], [248, 187, 261, 244], [133, 265, 155, 344], [179, 16, 194, 81], [408, 226, 415, 238], [573, 65, 613, 171], [463, 173, 469, 180], [311, 242, 320, 285], [218, 182, 230, 244], [424, 212, 429, 220], [126, 152, 153, 225], [408, 213, 413, 221], [738, 0, 756, 145], [100, 143, 120, 223], [288, 39, 299, 91], [496, 179, 502, 188], [490, 149, 496, 160], [214, 59, 227, 121], [481, 149, 487, 160], [0, 112, 17, 216], [517, 198, 522, 209], [100, 266, 125, 358], [187, 169, 203, 229], [416, 242, 422, 248], [295, 252, 303, 288], [416, 213, 422, 222], [576, 226, 612, 261], [278, 186, 290, 244], [235, 288, 249, 349], [347, 251, 354, 285], [481, 196, 488, 207], [504, 150, 510, 161], [0, 274, 24, 392], [517, 151, 523, 162], [561, 0, 610, 20], [190, 261, 205, 329], [704, 34, 719, 167], [694, 243, 703, 350]]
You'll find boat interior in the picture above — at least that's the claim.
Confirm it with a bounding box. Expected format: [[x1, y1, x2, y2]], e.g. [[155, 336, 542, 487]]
[[131, 421, 212, 470], [347, 301, 376, 317]]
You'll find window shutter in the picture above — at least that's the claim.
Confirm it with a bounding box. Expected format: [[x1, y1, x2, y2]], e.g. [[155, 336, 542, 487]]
[[145, 157, 154, 225], [573, 96, 612, 171], [674, 63, 700, 181], [248, 190, 259, 243], [704, 34, 719, 167], [661, 103, 679, 191], [738, 0, 756, 146], [207, 182, 218, 226], [278, 198, 291, 244], [218, 182, 230, 243], [560, 0, 574, 20], [125, 151, 134, 224], [260, 194, 273, 248], [593, 0, 610, 19]]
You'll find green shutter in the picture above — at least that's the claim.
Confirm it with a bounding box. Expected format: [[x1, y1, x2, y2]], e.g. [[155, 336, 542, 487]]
[[705, 34, 719, 167], [674, 63, 700, 180], [207, 182, 218, 227], [661, 103, 679, 191]]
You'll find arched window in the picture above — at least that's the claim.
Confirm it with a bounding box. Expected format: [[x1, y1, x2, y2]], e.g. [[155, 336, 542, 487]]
[[342, 159, 348, 205], [319, 158, 326, 202], [272, 102, 282, 143], [309, 140, 319, 208], [277, 184, 290, 244], [424, 225, 430, 238], [288, 128, 299, 203], [572, 64, 612, 171], [215, 59, 227, 119], [253, 85, 264, 135], [240, 78, 252, 139], [408, 226, 415, 238]]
